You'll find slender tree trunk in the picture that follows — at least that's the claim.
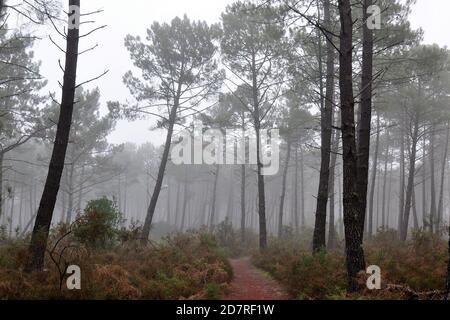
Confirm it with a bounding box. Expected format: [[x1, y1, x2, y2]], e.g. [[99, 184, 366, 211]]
[[328, 114, 339, 250], [338, 0, 366, 291], [367, 113, 380, 239], [241, 164, 246, 241], [446, 225, 450, 299], [141, 99, 179, 243], [18, 186, 24, 232], [429, 125, 437, 233], [278, 142, 291, 238], [422, 136, 428, 229], [209, 165, 220, 232], [294, 145, 299, 233], [386, 159, 393, 228], [251, 51, 267, 250], [26, 0, 80, 272], [180, 178, 188, 232], [401, 114, 419, 241], [174, 182, 181, 227], [300, 146, 305, 228], [381, 127, 390, 229], [313, 0, 335, 252], [76, 164, 85, 212], [412, 188, 419, 230], [437, 123, 449, 231], [0, 152, 3, 220], [65, 162, 75, 224], [399, 116, 406, 235], [8, 185, 15, 238]]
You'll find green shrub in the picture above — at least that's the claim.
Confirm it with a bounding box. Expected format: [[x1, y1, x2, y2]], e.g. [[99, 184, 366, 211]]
[[73, 197, 123, 249]]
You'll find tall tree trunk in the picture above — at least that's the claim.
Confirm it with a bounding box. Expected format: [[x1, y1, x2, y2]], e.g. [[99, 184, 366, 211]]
[[429, 125, 437, 233], [399, 115, 406, 234], [0, 152, 3, 219], [446, 225, 450, 300], [241, 164, 246, 241], [338, 0, 366, 291], [252, 51, 267, 249], [313, 0, 334, 252], [255, 122, 267, 250], [180, 179, 188, 232], [412, 188, 419, 230], [65, 162, 75, 224], [328, 113, 339, 250], [381, 127, 390, 229], [26, 0, 80, 272], [367, 112, 380, 239], [141, 99, 179, 243], [356, 0, 374, 244], [294, 145, 299, 233], [278, 142, 291, 238], [401, 114, 419, 241], [437, 123, 449, 232], [422, 136, 428, 229], [76, 164, 85, 212], [209, 165, 220, 232], [8, 185, 15, 238], [300, 146, 305, 228]]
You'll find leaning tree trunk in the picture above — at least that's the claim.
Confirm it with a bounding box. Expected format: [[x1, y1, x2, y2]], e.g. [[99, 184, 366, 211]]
[[399, 115, 406, 234], [338, 0, 366, 291], [401, 114, 419, 241], [367, 112, 380, 239], [141, 99, 179, 244], [278, 141, 291, 238], [313, 0, 334, 252], [25, 0, 80, 272]]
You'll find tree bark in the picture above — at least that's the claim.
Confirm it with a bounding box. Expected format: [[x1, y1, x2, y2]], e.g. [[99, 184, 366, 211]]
[[294, 145, 299, 233], [278, 142, 291, 238], [401, 113, 419, 241], [381, 127, 390, 229], [0, 152, 3, 219], [241, 164, 246, 241], [437, 123, 449, 231], [141, 100, 179, 243], [328, 111, 339, 250], [429, 125, 437, 233], [338, 0, 366, 291], [209, 165, 220, 232], [313, 0, 334, 252], [300, 146, 305, 228], [26, 0, 80, 272], [367, 112, 380, 238], [356, 0, 374, 243]]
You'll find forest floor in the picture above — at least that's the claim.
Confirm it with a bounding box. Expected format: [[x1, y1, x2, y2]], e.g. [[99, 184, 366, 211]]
[[224, 257, 290, 300]]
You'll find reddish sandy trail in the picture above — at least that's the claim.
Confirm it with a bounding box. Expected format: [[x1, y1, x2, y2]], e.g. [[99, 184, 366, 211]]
[[224, 257, 290, 300]]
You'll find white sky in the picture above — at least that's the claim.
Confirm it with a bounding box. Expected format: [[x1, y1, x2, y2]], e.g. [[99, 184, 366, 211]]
[[30, 0, 450, 147]]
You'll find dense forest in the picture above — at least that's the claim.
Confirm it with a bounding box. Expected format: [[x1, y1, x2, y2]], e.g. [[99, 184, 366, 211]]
[[0, 0, 450, 301]]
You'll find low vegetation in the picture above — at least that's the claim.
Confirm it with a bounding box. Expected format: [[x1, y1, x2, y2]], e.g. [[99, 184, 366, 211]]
[[0, 198, 232, 300], [253, 229, 448, 300]]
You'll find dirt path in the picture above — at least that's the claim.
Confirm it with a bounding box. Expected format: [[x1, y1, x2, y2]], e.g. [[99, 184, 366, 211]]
[[224, 257, 290, 300]]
